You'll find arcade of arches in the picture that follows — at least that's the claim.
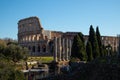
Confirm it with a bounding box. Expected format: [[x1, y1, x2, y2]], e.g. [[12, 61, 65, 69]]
[[18, 16, 119, 61]]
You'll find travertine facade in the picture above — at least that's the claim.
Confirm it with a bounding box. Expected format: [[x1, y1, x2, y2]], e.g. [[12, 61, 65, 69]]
[[18, 16, 119, 58], [18, 17, 53, 56], [63, 32, 119, 52]]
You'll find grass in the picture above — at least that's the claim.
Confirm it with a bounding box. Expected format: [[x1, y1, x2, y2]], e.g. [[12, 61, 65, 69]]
[[27, 56, 54, 63], [15, 57, 54, 70]]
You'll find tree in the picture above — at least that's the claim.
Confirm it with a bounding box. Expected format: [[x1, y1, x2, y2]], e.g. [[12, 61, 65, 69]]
[[0, 39, 6, 54], [78, 32, 84, 43], [102, 45, 107, 56], [88, 25, 100, 59], [78, 32, 87, 60], [4, 44, 28, 63], [71, 34, 87, 61], [86, 41, 93, 61], [71, 35, 80, 58], [96, 26, 103, 57], [0, 60, 26, 80], [0, 39, 27, 80], [22, 47, 29, 61]]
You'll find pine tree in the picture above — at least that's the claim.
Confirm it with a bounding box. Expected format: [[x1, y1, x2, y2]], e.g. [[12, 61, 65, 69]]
[[86, 41, 93, 61], [96, 26, 103, 57], [88, 25, 100, 59]]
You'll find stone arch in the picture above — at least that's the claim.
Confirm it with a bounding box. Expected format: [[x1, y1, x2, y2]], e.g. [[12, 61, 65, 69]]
[[28, 46, 31, 50], [32, 46, 35, 52], [37, 44, 41, 52], [49, 41, 54, 53], [42, 44, 46, 52]]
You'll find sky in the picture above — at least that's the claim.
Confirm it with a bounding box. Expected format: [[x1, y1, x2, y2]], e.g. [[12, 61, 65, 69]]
[[0, 0, 120, 39]]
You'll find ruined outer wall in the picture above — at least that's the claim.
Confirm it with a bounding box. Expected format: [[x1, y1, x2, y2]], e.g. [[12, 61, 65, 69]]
[[18, 16, 43, 44], [17, 16, 119, 57], [51, 31, 63, 39], [63, 32, 118, 52], [18, 17, 53, 56], [101, 36, 118, 52]]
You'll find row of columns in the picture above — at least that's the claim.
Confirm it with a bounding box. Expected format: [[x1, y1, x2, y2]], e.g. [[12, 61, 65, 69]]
[[54, 37, 72, 62]]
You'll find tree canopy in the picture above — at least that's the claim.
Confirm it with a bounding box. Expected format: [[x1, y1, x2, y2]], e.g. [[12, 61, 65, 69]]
[[0, 60, 26, 80], [4, 44, 29, 63], [0, 39, 28, 80]]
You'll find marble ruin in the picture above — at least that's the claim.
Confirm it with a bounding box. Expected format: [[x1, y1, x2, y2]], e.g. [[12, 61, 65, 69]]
[[18, 16, 119, 61], [18, 17, 72, 62], [53, 37, 72, 62]]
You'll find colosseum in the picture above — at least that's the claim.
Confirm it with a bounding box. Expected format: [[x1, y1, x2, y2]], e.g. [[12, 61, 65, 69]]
[[18, 16, 119, 57]]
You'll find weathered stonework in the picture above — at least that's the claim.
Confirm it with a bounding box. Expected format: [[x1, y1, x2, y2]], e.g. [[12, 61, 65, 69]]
[[18, 16, 119, 58], [18, 17, 53, 56]]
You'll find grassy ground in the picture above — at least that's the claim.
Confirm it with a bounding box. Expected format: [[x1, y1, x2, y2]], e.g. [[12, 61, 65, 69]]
[[16, 56, 54, 70], [27, 56, 54, 63]]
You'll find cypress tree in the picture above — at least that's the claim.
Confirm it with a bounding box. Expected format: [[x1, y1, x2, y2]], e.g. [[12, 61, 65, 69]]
[[71, 35, 81, 58], [96, 26, 103, 57], [78, 32, 84, 43], [78, 32, 87, 61], [88, 25, 100, 59], [86, 41, 93, 61], [71, 34, 87, 61]]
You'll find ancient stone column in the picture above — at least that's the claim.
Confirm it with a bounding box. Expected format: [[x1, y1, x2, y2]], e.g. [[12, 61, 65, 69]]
[[65, 38, 69, 61], [58, 38, 61, 61], [46, 42, 49, 53], [68, 40, 72, 60], [62, 38, 65, 61], [54, 37, 58, 62]]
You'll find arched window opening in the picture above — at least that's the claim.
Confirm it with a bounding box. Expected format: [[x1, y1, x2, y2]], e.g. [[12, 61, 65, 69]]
[[42, 45, 46, 52], [49, 41, 53, 53], [32, 46, 35, 52], [38, 45, 40, 52], [28, 46, 31, 50]]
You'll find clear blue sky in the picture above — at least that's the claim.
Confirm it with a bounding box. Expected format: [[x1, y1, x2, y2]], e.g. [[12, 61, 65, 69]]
[[0, 0, 120, 39]]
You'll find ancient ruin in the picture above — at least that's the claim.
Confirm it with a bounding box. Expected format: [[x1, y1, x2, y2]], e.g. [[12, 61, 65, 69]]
[[53, 37, 72, 62], [18, 16, 119, 61], [18, 17, 72, 62]]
